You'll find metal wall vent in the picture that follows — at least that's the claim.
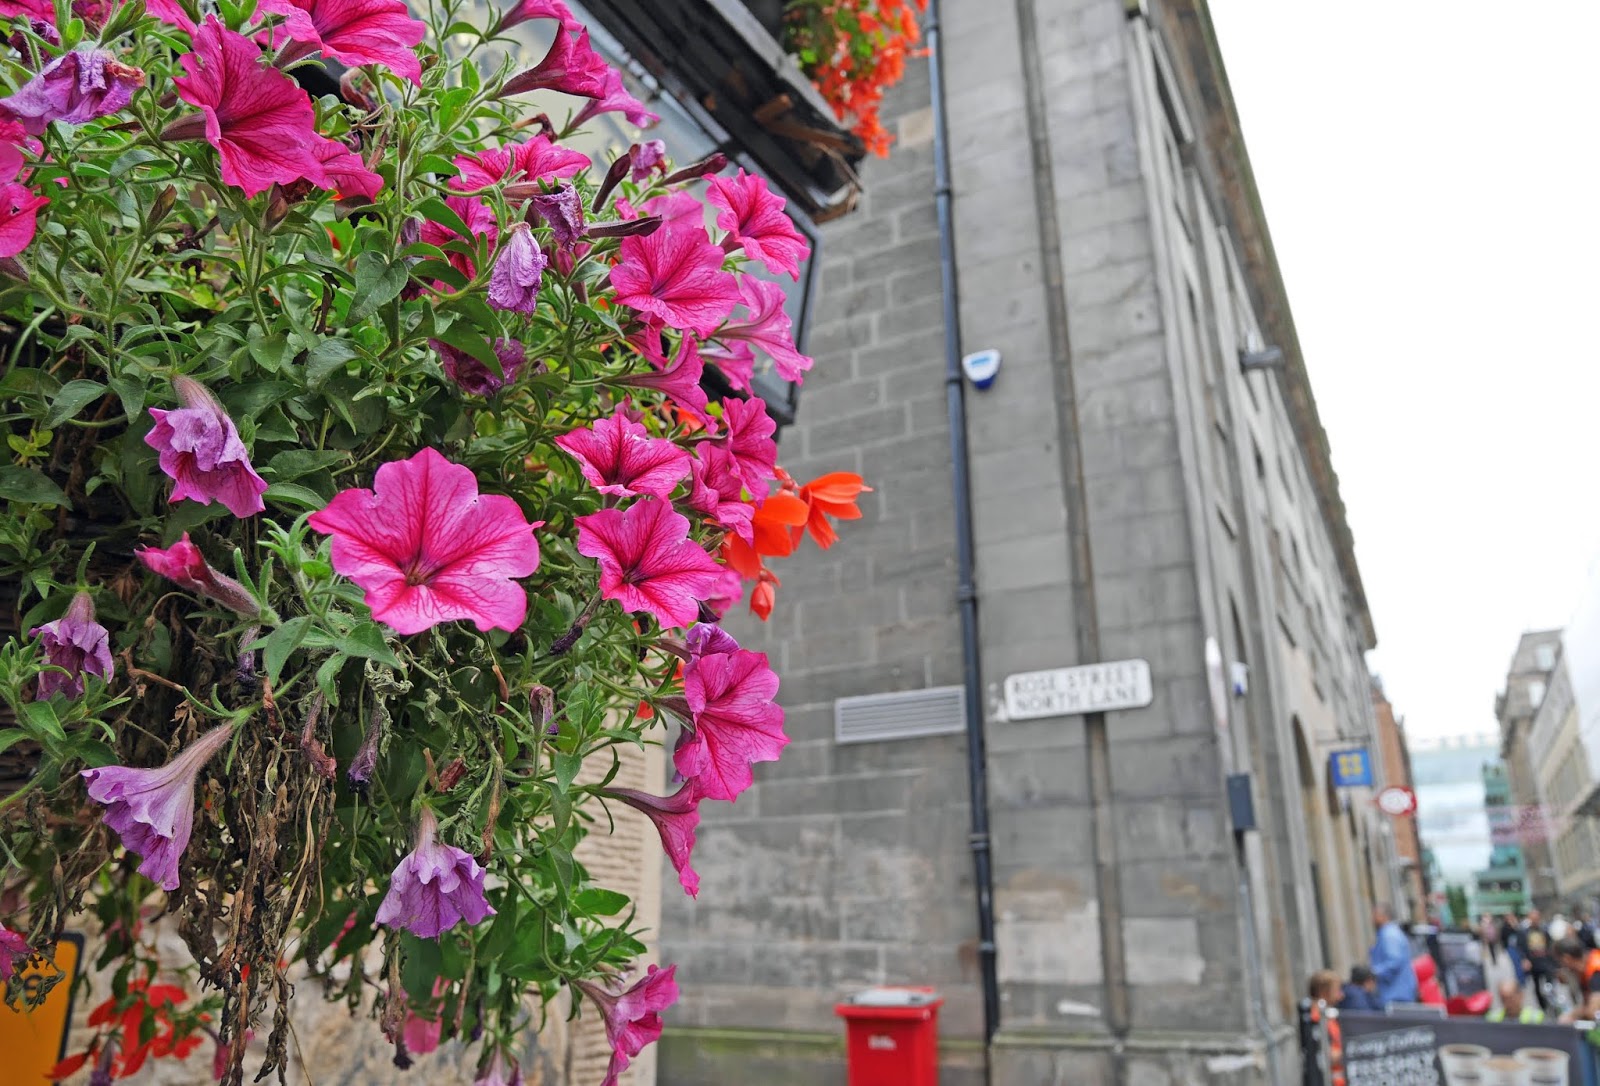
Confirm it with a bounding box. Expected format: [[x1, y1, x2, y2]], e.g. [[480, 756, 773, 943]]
[[834, 686, 968, 745]]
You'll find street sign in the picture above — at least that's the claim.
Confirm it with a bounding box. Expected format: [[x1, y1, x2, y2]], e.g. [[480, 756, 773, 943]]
[[1329, 748, 1373, 787], [1002, 659, 1153, 720], [1375, 785, 1417, 817]]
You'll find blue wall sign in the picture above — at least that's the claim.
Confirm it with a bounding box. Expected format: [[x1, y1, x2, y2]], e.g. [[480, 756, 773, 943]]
[[1329, 748, 1373, 788]]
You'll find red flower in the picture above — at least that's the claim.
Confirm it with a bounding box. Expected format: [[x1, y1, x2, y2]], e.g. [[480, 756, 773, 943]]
[[795, 472, 870, 549]]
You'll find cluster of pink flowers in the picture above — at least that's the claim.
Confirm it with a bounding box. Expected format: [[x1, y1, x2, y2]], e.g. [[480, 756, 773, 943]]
[[6, 0, 856, 1080]]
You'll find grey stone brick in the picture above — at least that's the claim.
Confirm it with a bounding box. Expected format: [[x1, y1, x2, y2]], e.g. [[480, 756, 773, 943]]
[[889, 262, 947, 307], [805, 403, 908, 456], [856, 327, 946, 378], [760, 773, 914, 818]]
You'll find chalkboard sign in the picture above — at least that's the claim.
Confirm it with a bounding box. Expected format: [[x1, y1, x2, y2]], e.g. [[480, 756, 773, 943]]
[[1339, 1011, 1598, 1086]]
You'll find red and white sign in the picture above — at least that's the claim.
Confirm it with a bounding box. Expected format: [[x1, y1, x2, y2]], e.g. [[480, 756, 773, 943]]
[[1375, 786, 1417, 817]]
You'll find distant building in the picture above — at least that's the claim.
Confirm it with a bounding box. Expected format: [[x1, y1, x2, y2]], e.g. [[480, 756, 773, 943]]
[[1473, 762, 1531, 915], [1411, 734, 1499, 917], [1372, 679, 1425, 920], [1496, 629, 1563, 910], [1527, 646, 1600, 905]]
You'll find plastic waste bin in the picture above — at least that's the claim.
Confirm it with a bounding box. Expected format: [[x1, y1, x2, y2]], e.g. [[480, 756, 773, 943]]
[[834, 986, 943, 1086]]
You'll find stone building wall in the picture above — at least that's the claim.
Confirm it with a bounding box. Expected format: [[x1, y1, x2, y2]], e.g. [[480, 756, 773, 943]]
[[656, 1, 1391, 1083]]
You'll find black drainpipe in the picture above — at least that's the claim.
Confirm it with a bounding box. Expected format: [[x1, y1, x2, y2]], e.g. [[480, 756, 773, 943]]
[[926, 0, 1002, 1059]]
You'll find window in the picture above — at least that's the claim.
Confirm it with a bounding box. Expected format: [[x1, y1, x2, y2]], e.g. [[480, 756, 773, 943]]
[[1536, 644, 1557, 672], [1528, 681, 1547, 709]]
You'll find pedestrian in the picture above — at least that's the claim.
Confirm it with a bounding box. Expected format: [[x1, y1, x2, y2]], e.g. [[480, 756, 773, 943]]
[[1501, 913, 1528, 984], [1369, 903, 1420, 1008], [1340, 965, 1381, 1011], [1521, 908, 1558, 1012], [1485, 978, 1545, 1024], [1307, 971, 1346, 1086], [1553, 938, 1600, 1022], [1480, 915, 1518, 1003]]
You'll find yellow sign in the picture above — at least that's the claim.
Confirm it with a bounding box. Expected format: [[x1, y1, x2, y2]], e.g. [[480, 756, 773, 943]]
[[0, 934, 82, 1079]]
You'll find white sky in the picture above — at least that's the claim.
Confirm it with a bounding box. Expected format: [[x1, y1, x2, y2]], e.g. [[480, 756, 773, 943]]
[[1207, 3, 1600, 741]]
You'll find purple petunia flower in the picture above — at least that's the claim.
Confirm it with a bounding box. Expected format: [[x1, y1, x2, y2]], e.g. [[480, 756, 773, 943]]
[[0, 920, 30, 981], [430, 337, 528, 397], [488, 223, 547, 314], [144, 376, 268, 518], [81, 724, 236, 892], [28, 591, 113, 699], [0, 48, 144, 136], [374, 808, 495, 939], [530, 183, 584, 249]]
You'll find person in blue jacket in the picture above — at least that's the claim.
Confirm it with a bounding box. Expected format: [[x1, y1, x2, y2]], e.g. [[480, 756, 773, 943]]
[[1369, 903, 1419, 1007], [1341, 964, 1382, 1011]]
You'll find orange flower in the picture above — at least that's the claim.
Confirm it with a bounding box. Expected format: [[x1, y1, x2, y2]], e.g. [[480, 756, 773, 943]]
[[795, 472, 870, 549], [750, 490, 809, 558], [750, 569, 779, 621]]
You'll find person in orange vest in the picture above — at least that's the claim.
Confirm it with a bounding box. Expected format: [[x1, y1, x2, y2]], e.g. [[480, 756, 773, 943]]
[[1308, 971, 1347, 1086], [1554, 938, 1600, 1021]]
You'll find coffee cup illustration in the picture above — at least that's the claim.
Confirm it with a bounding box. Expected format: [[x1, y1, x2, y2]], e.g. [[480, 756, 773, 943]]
[[1514, 1046, 1570, 1086], [1439, 1043, 1491, 1086]]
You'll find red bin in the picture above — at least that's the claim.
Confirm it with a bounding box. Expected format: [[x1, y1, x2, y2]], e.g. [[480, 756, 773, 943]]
[[834, 986, 943, 1086]]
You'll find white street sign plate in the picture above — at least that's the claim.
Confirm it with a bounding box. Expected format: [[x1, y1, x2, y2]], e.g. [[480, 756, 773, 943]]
[[1003, 659, 1154, 720]]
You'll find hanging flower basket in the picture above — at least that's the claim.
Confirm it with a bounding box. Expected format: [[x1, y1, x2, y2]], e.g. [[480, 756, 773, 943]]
[[0, 0, 871, 1082]]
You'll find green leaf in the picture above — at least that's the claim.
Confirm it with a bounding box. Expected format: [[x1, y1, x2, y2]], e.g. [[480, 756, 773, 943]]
[[0, 728, 29, 757], [218, 381, 296, 419], [415, 196, 471, 240], [347, 252, 409, 323], [45, 379, 107, 427], [552, 751, 582, 794], [335, 622, 402, 669], [265, 449, 347, 482], [108, 374, 147, 418], [305, 339, 359, 388], [0, 466, 69, 507], [572, 888, 630, 917], [264, 483, 327, 512], [260, 616, 312, 685], [432, 321, 501, 375], [20, 700, 65, 743]]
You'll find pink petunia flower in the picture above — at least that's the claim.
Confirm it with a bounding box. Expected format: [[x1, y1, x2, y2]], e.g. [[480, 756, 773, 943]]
[[572, 67, 658, 130], [686, 444, 754, 540], [497, 0, 574, 32], [453, 135, 589, 192], [258, 0, 427, 84], [28, 591, 113, 700], [308, 447, 541, 635], [674, 647, 786, 802], [608, 224, 739, 337], [0, 921, 29, 981], [716, 396, 777, 498], [606, 778, 704, 897], [145, 376, 268, 518], [573, 964, 678, 1086], [701, 568, 744, 620], [0, 118, 27, 184], [714, 276, 812, 384], [684, 620, 739, 658], [0, 0, 52, 21], [487, 222, 547, 314], [430, 337, 527, 397], [706, 169, 809, 280], [138, 533, 260, 615], [81, 724, 236, 891], [617, 189, 704, 236], [168, 16, 332, 197], [575, 498, 726, 630], [555, 406, 691, 500], [145, 0, 198, 33], [0, 181, 46, 257], [500, 24, 611, 99], [623, 333, 712, 427], [374, 808, 495, 939], [311, 138, 383, 200], [0, 49, 144, 136]]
